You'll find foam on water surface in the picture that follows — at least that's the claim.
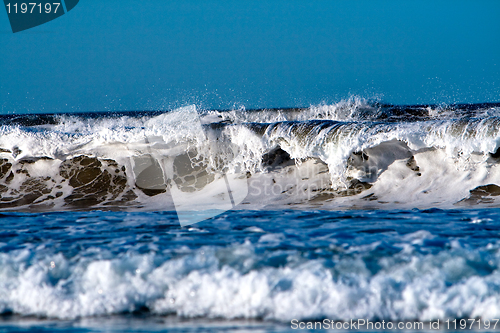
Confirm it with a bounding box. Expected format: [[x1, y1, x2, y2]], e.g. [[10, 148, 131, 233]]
[[1, 209, 500, 322]]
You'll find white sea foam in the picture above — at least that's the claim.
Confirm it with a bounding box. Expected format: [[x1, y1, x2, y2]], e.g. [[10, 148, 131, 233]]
[[1, 103, 500, 210], [2, 237, 500, 321]]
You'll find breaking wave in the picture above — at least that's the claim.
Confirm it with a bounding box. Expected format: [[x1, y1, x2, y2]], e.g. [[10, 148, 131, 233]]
[[3, 222, 500, 321], [1, 99, 500, 211]]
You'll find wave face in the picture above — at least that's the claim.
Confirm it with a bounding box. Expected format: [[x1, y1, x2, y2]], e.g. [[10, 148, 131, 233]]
[[2, 99, 500, 212]]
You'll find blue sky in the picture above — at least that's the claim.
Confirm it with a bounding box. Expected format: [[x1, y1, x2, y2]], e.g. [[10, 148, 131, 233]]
[[1, 0, 499, 113]]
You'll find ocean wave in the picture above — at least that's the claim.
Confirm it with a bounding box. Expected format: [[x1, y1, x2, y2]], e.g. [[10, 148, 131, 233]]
[[2, 232, 500, 321], [1, 101, 500, 211]]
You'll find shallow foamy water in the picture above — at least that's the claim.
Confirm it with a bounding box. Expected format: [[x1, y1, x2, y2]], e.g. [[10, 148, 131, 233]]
[[1, 208, 500, 332]]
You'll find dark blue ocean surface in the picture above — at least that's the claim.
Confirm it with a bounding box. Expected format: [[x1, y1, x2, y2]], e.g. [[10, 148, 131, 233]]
[[2, 208, 500, 332]]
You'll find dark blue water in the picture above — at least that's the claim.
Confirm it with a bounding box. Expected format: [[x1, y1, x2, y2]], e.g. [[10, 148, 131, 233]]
[[2, 208, 500, 332]]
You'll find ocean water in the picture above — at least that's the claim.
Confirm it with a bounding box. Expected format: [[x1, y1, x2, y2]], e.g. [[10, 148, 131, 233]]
[[3, 100, 500, 332], [2, 208, 500, 332]]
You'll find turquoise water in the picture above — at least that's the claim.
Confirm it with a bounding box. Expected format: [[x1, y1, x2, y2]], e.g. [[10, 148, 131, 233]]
[[1, 1, 500, 113]]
